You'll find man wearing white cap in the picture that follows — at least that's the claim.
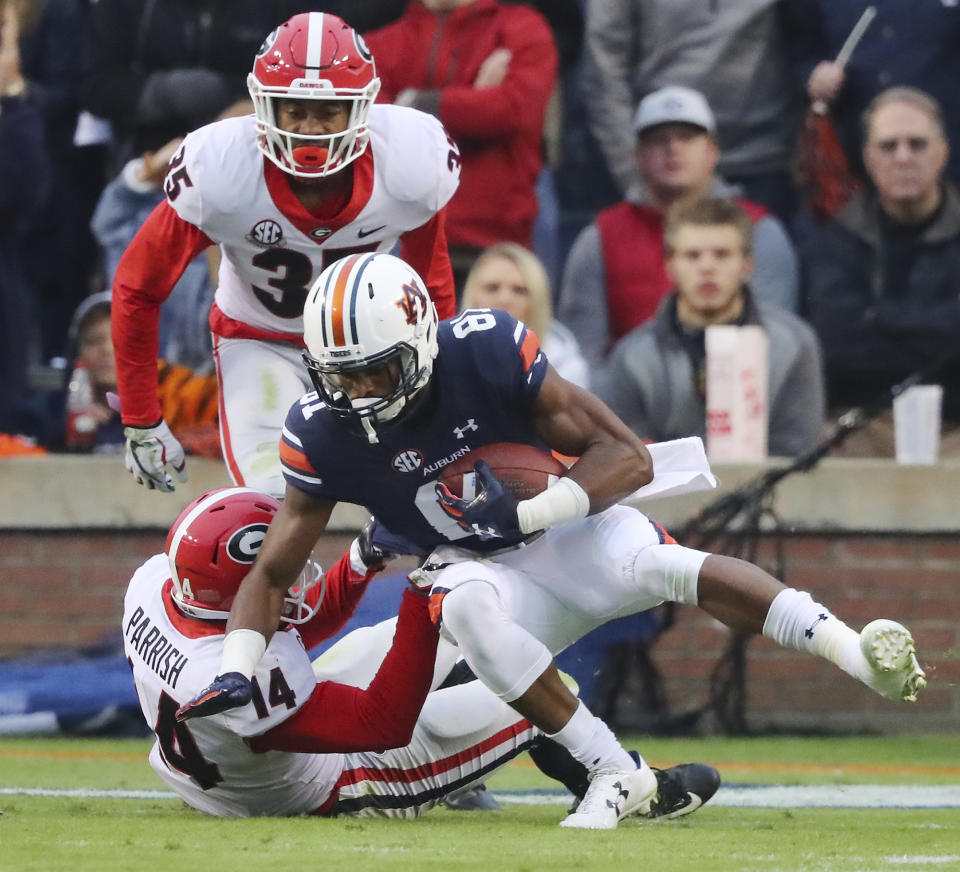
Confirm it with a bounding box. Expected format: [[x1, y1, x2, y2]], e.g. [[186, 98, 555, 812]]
[[558, 85, 799, 368]]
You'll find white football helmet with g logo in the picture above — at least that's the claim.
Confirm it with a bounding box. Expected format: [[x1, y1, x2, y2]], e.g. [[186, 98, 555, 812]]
[[302, 252, 439, 443]]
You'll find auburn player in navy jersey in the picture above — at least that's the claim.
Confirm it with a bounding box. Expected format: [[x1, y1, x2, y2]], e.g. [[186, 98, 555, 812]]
[[179, 252, 926, 830]]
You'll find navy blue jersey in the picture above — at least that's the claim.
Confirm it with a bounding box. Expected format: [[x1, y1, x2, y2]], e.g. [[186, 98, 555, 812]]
[[280, 309, 550, 553]]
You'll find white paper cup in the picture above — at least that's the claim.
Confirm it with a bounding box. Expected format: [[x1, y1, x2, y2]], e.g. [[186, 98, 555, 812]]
[[893, 384, 943, 465]]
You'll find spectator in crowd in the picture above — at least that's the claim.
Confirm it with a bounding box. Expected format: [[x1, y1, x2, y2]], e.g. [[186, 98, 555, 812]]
[[803, 86, 960, 456], [62, 292, 123, 452], [58, 292, 220, 456], [365, 0, 558, 294], [597, 198, 825, 457], [461, 243, 589, 389], [111, 12, 460, 498], [92, 135, 214, 374], [82, 0, 316, 166], [0, 0, 49, 436], [558, 86, 799, 368], [11, 0, 94, 363], [783, 1, 960, 189], [581, 0, 802, 223]]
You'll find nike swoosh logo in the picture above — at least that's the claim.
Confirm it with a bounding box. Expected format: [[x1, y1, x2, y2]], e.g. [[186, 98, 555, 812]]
[[357, 224, 387, 239]]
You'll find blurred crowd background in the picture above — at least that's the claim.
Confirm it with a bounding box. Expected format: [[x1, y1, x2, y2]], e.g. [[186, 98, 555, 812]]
[[3, 0, 960, 462]]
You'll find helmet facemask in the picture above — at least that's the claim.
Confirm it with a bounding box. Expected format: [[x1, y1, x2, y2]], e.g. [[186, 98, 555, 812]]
[[247, 12, 381, 179], [303, 338, 433, 443], [248, 79, 381, 178], [301, 252, 439, 444]]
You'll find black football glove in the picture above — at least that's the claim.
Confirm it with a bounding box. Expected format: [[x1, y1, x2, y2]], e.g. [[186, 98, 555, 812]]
[[435, 460, 521, 541], [175, 672, 252, 722]]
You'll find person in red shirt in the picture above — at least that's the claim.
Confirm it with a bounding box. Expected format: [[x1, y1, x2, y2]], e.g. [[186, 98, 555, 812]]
[[365, 0, 558, 293], [113, 12, 460, 497]]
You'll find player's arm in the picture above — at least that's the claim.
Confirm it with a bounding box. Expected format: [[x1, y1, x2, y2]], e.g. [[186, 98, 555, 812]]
[[176, 485, 335, 721], [113, 200, 214, 426], [531, 365, 653, 514], [435, 363, 653, 541], [295, 518, 407, 651], [248, 588, 439, 753], [398, 208, 456, 320], [114, 200, 214, 491]]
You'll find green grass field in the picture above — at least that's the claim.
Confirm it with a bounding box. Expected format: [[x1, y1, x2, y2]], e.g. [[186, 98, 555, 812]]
[[3, 734, 959, 872]]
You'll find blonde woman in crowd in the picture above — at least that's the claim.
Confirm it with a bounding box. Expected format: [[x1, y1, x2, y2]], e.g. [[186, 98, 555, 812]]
[[462, 243, 590, 389]]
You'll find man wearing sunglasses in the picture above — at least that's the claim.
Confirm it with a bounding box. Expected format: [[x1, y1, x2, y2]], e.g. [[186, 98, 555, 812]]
[[802, 86, 960, 455]]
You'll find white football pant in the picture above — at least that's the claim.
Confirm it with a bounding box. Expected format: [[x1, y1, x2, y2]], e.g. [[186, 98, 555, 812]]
[[213, 335, 309, 498]]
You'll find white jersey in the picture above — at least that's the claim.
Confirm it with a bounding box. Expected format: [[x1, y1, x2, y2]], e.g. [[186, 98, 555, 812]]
[[168, 104, 459, 335], [123, 555, 342, 817]]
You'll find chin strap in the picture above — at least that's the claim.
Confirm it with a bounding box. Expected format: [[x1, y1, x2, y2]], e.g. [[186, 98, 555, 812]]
[[360, 416, 380, 444]]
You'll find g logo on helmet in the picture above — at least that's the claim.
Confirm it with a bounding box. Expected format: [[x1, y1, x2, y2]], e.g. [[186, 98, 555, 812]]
[[255, 27, 280, 58], [226, 523, 270, 564], [354, 31, 373, 63]]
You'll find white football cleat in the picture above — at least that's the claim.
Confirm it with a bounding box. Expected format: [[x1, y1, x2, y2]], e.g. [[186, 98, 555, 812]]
[[860, 619, 927, 702], [559, 764, 657, 830]]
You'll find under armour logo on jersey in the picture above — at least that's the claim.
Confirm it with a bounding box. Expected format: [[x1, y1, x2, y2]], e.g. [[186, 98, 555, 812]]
[[805, 613, 829, 639], [453, 419, 478, 439], [392, 449, 424, 473], [247, 220, 284, 247], [396, 281, 427, 326]]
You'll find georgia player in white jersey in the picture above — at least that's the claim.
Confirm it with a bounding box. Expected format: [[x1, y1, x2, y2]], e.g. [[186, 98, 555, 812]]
[[124, 487, 541, 818], [112, 12, 461, 497]]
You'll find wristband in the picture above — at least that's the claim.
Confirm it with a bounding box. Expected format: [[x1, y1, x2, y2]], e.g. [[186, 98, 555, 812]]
[[219, 628, 266, 679], [517, 477, 590, 535]]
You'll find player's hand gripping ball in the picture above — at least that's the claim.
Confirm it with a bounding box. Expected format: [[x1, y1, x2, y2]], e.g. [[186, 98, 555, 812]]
[[435, 442, 567, 541]]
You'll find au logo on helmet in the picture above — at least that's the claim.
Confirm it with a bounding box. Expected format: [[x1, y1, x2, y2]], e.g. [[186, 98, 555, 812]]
[[226, 523, 269, 564], [397, 281, 427, 326]]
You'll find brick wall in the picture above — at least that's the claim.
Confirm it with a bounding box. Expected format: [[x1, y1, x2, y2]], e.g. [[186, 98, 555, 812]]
[[0, 531, 353, 653], [1, 530, 957, 733]]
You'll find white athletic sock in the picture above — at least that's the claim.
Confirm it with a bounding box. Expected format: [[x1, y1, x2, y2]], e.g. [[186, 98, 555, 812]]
[[546, 700, 639, 774], [762, 588, 873, 684]]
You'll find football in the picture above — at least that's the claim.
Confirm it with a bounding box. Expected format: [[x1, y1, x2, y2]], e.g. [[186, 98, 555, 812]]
[[438, 442, 568, 501]]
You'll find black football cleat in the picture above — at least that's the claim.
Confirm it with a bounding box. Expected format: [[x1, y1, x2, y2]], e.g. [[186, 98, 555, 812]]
[[637, 758, 721, 820]]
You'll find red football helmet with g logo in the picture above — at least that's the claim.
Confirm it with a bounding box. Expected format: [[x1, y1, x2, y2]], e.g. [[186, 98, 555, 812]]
[[247, 12, 381, 178], [165, 488, 321, 624]]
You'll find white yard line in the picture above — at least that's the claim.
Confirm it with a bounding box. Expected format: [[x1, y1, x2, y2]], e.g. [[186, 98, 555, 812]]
[[3, 784, 960, 808]]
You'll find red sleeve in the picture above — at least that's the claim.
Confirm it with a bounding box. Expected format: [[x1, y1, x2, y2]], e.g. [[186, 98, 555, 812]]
[[438, 10, 557, 141], [296, 550, 377, 652], [399, 208, 456, 320], [248, 589, 439, 753], [112, 201, 214, 426]]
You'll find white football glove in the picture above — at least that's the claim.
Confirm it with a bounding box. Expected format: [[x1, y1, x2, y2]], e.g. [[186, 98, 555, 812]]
[[124, 419, 188, 492]]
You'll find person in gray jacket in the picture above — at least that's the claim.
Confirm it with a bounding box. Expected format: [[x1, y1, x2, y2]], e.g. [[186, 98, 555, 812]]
[[596, 198, 825, 457]]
